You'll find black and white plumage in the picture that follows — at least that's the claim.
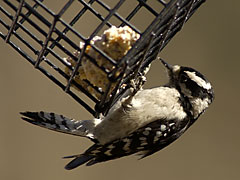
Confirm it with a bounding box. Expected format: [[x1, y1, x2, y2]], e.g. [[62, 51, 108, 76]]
[[21, 59, 214, 169]]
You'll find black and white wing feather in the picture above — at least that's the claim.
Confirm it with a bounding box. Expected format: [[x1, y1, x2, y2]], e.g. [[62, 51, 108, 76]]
[[64, 118, 190, 169]]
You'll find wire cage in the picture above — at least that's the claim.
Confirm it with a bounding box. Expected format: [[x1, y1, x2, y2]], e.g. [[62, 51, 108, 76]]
[[0, 0, 205, 117]]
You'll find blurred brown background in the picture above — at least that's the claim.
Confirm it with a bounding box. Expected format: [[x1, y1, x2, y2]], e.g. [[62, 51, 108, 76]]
[[0, 1, 240, 180]]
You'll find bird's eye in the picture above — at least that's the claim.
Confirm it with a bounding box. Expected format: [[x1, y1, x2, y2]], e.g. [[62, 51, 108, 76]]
[[180, 74, 188, 83]]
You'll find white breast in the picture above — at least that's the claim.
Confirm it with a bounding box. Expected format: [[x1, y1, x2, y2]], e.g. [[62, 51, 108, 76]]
[[93, 87, 187, 144]]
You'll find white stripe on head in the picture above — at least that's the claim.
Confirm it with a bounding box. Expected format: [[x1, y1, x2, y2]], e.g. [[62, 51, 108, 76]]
[[185, 71, 212, 90]]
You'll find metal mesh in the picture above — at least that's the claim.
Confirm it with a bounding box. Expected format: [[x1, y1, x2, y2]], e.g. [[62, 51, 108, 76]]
[[0, 0, 205, 117]]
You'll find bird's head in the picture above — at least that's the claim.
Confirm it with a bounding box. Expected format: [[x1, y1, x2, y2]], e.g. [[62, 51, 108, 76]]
[[160, 58, 214, 118]]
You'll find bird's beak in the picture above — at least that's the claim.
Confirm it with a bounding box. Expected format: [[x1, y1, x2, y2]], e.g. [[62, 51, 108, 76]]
[[159, 58, 173, 71]]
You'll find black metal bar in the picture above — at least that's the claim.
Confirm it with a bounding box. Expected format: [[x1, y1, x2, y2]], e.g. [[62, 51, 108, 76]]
[[21, 1, 83, 50], [157, 0, 168, 6], [77, 0, 113, 28], [120, 1, 143, 28], [65, 0, 125, 92], [0, 7, 100, 106], [5, 0, 24, 42], [43, 0, 96, 58], [137, 0, 159, 17], [105, 32, 156, 115], [2, 1, 80, 63], [35, 0, 74, 67], [0, 31, 96, 115], [14, 0, 44, 31], [89, 0, 125, 41], [95, 0, 141, 34], [0, 0, 206, 117]]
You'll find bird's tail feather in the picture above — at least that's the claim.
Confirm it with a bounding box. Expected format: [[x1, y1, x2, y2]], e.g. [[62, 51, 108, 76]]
[[64, 154, 95, 170], [20, 111, 95, 139]]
